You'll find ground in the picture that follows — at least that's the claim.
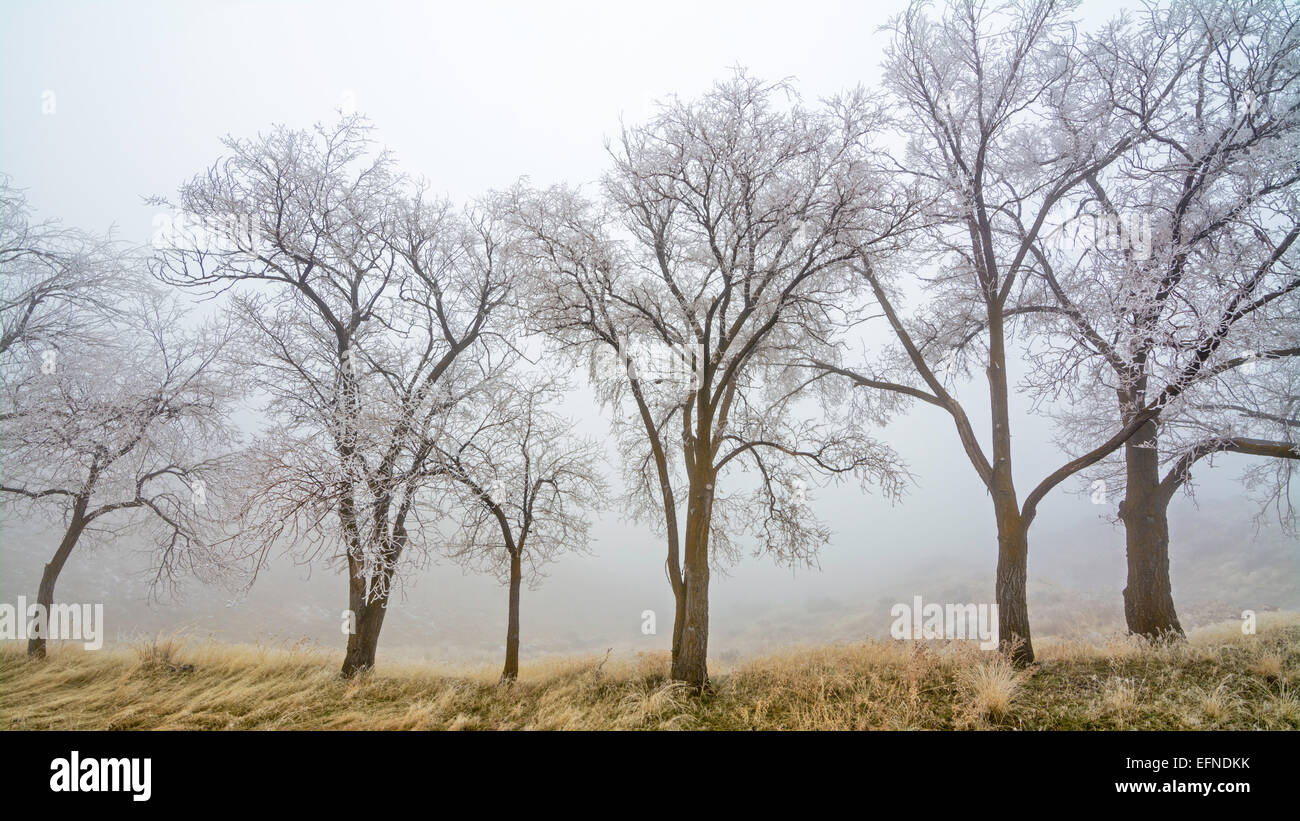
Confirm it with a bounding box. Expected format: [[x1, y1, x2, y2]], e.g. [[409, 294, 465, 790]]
[[2, 614, 1298, 730]]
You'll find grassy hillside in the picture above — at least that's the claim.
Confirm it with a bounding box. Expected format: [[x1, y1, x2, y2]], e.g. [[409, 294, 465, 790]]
[[3, 614, 1298, 730]]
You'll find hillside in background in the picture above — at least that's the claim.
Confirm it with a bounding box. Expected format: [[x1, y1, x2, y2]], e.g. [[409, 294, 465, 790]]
[[2, 494, 1294, 666]]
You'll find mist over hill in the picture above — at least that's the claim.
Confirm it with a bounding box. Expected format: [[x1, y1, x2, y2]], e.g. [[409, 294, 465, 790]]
[[4, 489, 1292, 666]]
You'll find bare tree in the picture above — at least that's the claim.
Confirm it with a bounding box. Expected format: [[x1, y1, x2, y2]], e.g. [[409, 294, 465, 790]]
[[1021, 0, 1300, 639], [0, 177, 133, 373], [1164, 363, 1299, 529], [810, 0, 1215, 664], [508, 72, 910, 688], [0, 285, 246, 658], [150, 116, 517, 675], [438, 374, 606, 681]]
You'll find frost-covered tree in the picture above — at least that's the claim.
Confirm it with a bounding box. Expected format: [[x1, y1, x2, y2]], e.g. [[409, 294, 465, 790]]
[[811, 0, 1208, 663], [150, 116, 517, 675], [0, 286, 246, 658], [1022, 0, 1300, 639], [0, 177, 132, 371], [438, 375, 605, 682], [508, 72, 910, 687]]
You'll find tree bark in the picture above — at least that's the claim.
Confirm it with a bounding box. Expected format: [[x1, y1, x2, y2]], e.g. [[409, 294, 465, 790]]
[[993, 505, 1033, 665], [628, 381, 685, 665], [1120, 421, 1184, 641], [28, 501, 88, 659], [671, 475, 713, 689], [502, 551, 522, 682], [340, 552, 390, 677], [671, 583, 686, 667], [341, 601, 388, 677], [986, 308, 1034, 666]]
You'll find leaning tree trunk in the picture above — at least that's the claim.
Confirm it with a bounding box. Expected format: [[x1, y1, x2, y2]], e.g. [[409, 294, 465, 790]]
[[28, 503, 88, 659], [1120, 423, 1183, 641], [629, 384, 686, 667], [501, 551, 522, 682], [340, 554, 391, 677], [341, 601, 389, 677], [671, 476, 713, 690]]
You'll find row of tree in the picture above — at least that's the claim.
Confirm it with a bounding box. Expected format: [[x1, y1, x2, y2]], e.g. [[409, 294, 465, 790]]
[[2, 0, 1296, 688]]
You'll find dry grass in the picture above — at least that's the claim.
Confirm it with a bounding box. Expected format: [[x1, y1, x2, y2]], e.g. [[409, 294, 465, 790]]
[[3, 614, 1298, 730], [960, 656, 1025, 720], [1250, 651, 1285, 681], [1100, 676, 1138, 715]]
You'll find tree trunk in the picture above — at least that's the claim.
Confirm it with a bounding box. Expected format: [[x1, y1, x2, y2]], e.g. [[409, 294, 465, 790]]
[[671, 583, 686, 666], [28, 505, 88, 659], [628, 383, 685, 667], [340, 553, 390, 677], [1120, 422, 1183, 641], [341, 601, 388, 676], [671, 476, 713, 689], [985, 305, 1033, 665], [994, 508, 1034, 666], [502, 551, 522, 682]]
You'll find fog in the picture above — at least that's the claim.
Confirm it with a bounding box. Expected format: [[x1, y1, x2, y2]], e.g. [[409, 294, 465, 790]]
[[2, 0, 1295, 666]]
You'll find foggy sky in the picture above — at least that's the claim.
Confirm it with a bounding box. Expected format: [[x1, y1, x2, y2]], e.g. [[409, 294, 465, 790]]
[[1, 0, 1294, 664]]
